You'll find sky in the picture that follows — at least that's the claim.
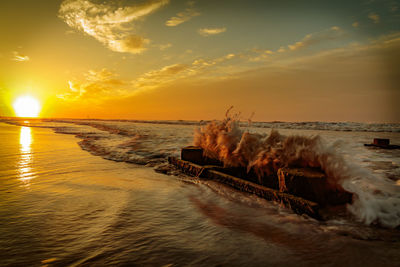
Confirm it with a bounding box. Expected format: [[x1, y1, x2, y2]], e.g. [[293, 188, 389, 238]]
[[0, 0, 399, 122]]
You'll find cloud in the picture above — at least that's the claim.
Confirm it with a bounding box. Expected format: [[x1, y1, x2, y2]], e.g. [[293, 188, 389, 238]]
[[244, 26, 345, 62], [11, 51, 30, 62], [243, 32, 400, 83], [58, 0, 169, 54], [368, 12, 380, 23], [133, 53, 237, 90], [287, 26, 343, 51], [165, 1, 200, 26], [59, 55, 238, 100], [198, 27, 226, 36], [277, 46, 286, 53], [352, 21, 359, 28], [247, 49, 274, 62], [158, 43, 172, 50], [192, 53, 235, 67], [147, 63, 189, 76], [118, 35, 150, 54], [134, 63, 191, 89], [58, 69, 128, 100]]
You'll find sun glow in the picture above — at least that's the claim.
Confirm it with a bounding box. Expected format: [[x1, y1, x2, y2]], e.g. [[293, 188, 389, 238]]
[[13, 96, 41, 118]]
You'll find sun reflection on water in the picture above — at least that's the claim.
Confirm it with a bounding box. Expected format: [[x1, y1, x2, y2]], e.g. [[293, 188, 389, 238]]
[[20, 127, 32, 152], [18, 126, 34, 184]]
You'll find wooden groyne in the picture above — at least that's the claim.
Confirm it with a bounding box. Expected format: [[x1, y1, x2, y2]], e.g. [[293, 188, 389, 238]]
[[168, 146, 353, 220], [168, 156, 320, 218]]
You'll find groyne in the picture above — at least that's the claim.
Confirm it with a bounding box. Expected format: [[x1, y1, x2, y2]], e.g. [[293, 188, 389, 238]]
[[168, 146, 354, 219]]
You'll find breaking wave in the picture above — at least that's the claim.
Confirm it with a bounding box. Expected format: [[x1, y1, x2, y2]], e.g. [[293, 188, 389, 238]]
[[194, 112, 400, 228]]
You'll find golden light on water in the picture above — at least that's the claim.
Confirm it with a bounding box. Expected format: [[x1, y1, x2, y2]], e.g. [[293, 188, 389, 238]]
[[20, 126, 32, 153], [13, 96, 41, 118], [18, 126, 33, 183]]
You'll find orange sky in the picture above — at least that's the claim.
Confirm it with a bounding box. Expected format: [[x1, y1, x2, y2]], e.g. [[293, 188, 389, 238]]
[[0, 0, 399, 122]]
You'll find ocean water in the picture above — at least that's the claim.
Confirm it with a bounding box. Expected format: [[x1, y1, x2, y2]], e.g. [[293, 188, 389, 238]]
[[0, 119, 400, 266]]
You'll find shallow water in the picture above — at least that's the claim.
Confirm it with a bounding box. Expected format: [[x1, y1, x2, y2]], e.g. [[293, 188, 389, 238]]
[[0, 123, 400, 266]]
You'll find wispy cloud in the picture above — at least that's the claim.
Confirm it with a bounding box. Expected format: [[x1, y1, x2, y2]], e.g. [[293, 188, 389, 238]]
[[192, 53, 236, 67], [198, 27, 226, 36], [240, 27, 347, 64], [368, 12, 380, 23], [165, 1, 200, 26], [58, 0, 169, 54], [11, 51, 30, 62], [277, 46, 286, 53], [158, 43, 172, 50], [245, 26, 345, 62], [60, 57, 239, 99], [242, 32, 400, 85], [60, 62, 208, 99], [134, 63, 191, 89], [58, 69, 128, 100], [352, 21, 359, 28], [134, 53, 236, 90], [287, 26, 343, 51], [247, 49, 274, 62]]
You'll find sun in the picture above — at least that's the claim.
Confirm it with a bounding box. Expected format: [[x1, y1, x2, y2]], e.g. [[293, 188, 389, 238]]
[[13, 96, 41, 118]]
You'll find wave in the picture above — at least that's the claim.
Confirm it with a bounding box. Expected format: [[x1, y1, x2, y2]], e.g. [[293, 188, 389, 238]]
[[2, 117, 399, 132], [68, 119, 400, 133], [250, 121, 400, 133], [53, 120, 193, 166], [194, 113, 400, 228]]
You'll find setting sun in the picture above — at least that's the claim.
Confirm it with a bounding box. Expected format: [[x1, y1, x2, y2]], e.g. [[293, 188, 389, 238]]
[[13, 96, 41, 118]]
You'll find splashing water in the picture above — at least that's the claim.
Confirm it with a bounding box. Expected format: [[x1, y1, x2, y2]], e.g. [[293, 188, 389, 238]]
[[194, 112, 400, 228]]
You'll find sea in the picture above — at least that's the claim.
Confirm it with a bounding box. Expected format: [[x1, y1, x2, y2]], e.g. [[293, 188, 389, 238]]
[[0, 118, 399, 266]]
